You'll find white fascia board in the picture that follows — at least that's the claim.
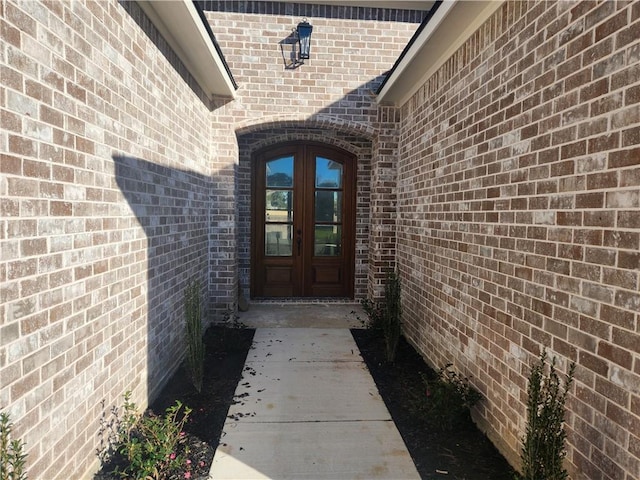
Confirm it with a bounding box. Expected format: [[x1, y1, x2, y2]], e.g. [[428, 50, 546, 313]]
[[137, 0, 236, 99], [377, 0, 504, 107]]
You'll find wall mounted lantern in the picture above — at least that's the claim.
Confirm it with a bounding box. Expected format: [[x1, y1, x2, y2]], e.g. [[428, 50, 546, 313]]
[[296, 19, 313, 60]]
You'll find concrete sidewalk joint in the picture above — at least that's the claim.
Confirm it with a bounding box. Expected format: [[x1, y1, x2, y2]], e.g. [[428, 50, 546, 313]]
[[210, 328, 420, 479]]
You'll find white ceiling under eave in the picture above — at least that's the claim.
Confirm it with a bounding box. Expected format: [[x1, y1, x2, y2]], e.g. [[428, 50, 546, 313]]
[[136, 0, 237, 100], [377, 0, 505, 107]]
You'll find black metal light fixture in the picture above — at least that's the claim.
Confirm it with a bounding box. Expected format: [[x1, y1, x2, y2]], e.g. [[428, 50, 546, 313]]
[[296, 19, 313, 60]]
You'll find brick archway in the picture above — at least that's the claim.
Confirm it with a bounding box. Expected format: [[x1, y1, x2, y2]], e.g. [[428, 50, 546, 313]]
[[236, 123, 374, 301], [235, 114, 378, 141]]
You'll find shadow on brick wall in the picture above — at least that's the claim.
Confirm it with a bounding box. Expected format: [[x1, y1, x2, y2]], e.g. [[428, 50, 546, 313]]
[[113, 154, 211, 399], [279, 30, 302, 70]]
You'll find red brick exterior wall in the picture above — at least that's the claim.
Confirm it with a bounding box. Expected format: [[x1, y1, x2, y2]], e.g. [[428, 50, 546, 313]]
[[0, 1, 420, 478], [370, 105, 401, 298], [397, 2, 639, 478], [1, 1, 218, 477]]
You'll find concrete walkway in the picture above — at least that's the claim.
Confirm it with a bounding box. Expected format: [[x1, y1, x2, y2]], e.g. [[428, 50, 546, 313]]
[[209, 325, 420, 479]]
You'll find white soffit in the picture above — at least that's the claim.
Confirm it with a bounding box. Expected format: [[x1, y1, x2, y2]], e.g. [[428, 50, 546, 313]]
[[377, 0, 505, 107], [137, 0, 236, 99]]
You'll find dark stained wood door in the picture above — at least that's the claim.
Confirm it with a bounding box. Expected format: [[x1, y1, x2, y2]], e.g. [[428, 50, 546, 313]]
[[252, 143, 355, 298]]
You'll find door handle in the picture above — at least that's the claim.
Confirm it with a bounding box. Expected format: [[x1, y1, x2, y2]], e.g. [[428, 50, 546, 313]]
[[296, 229, 302, 255]]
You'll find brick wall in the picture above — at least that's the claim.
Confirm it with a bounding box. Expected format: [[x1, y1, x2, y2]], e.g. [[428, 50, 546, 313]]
[[1, 1, 423, 477], [1, 1, 217, 477], [397, 1, 639, 478], [203, 1, 420, 133], [369, 105, 401, 298]]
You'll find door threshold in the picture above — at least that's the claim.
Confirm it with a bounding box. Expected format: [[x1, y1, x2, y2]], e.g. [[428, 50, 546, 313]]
[[250, 297, 358, 305]]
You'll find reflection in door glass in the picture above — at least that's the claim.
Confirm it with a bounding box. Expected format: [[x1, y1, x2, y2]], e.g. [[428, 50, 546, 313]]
[[265, 225, 293, 256], [314, 225, 341, 256], [315, 191, 342, 222], [315, 157, 342, 188], [266, 156, 294, 187], [266, 190, 293, 222]]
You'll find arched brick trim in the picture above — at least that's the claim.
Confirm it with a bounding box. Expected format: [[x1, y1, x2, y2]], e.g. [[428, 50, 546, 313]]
[[235, 114, 377, 141], [239, 133, 362, 157]]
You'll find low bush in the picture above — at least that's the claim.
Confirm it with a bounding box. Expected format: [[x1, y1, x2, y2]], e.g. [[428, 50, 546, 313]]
[[361, 270, 402, 362], [185, 279, 205, 393], [1, 411, 28, 480], [412, 363, 482, 430], [99, 392, 192, 480]]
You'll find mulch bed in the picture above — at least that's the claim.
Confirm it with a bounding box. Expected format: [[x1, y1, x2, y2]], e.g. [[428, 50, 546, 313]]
[[352, 329, 517, 480], [96, 326, 516, 479]]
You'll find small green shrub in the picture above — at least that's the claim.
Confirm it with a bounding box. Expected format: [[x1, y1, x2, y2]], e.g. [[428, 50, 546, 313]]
[[412, 364, 482, 430], [360, 298, 384, 330], [518, 350, 575, 480], [185, 279, 205, 393], [1, 411, 28, 480], [361, 271, 402, 362], [113, 392, 191, 479], [382, 271, 402, 363]]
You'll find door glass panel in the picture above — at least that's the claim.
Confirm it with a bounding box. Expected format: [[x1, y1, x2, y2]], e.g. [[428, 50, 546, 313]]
[[266, 156, 294, 187], [315, 191, 342, 222], [266, 190, 293, 222], [314, 225, 341, 256], [264, 157, 293, 257], [315, 157, 342, 188], [265, 225, 293, 256]]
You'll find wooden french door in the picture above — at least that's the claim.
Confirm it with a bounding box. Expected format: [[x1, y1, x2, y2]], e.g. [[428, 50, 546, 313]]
[[252, 143, 355, 298]]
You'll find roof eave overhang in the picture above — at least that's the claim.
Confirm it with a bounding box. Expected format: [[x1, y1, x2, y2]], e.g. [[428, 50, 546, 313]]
[[376, 0, 505, 107], [136, 0, 237, 100]]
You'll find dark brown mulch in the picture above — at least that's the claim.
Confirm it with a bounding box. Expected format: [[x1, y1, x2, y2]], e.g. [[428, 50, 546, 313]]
[[352, 328, 517, 480], [96, 326, 516, 480]]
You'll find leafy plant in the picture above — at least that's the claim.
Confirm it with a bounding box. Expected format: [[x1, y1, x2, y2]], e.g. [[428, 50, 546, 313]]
[[1, 411, 28, 480], [361, 271, 402, 362], [185, 279, 205, 393], [382, 271, 402, 362], [518, 350, 575, 480], [360, 298, 383, 330], [412, 364, 482, 430], [112, 392, 191, 479]]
